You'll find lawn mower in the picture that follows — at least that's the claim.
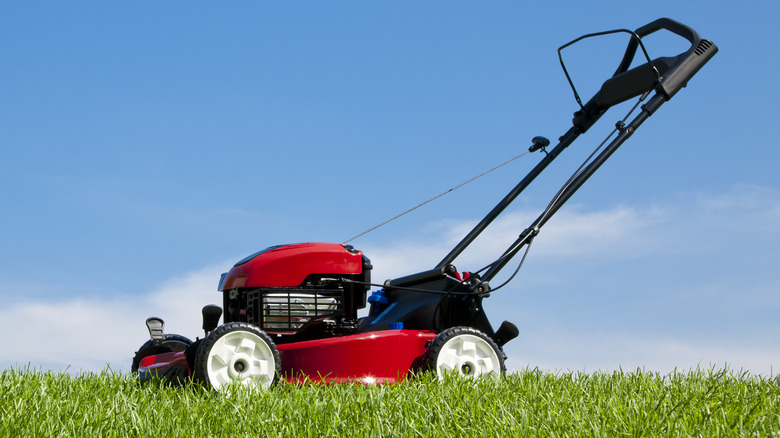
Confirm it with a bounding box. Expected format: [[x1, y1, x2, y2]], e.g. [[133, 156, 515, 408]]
[[131, 18, 717, 390]]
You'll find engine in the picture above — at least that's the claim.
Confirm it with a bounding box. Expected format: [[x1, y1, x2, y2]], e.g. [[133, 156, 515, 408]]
[[218, 243, 372, 342]]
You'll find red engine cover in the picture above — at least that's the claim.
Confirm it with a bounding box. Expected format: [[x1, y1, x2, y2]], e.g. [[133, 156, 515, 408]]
[[220, 242, 365, 289]]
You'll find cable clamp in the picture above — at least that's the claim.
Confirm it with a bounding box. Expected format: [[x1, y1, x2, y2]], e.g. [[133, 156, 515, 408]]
[[521, 226, 540, 239]]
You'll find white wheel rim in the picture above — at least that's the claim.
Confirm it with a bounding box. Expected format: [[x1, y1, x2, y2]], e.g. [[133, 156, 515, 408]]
[[206, 330, 276, 390], [435, 334, 500, 379]]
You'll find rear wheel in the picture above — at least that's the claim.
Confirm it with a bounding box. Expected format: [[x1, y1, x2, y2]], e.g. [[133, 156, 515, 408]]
[[194, 322, 281, 391], [426, 326, 505, 380], [131, 334, 193, 373]]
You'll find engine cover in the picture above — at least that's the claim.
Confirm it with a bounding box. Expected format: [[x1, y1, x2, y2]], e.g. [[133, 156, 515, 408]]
[[220, 242, 366, 289]]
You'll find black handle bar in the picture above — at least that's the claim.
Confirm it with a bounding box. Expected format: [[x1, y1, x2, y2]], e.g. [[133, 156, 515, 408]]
[[569, 18, 717, 133], [479, 18, 716, 281], [615, 18, 700, 75], [615, 17, 717, 99], [438, 18, 716, 279]]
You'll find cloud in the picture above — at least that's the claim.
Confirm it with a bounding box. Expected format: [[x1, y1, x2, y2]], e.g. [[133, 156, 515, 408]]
[[1, 185, 778, 376], [364, 185, 780, 375], [361, 202, 670, 283], [508, 331, 780, 376], [0, 262, 230, 373]]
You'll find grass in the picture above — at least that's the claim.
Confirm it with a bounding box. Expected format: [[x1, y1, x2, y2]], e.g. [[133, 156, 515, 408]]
[[1, 367, 778, 437]]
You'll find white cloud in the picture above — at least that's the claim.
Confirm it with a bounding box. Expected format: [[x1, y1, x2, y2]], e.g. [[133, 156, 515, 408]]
[[2, 185, 778, 377], [695, 184, 778, 211], [362, 202, 669, 282], [365, 185, 780, 376], [0, 262, 230, 373], [507, 331, 780, 377]]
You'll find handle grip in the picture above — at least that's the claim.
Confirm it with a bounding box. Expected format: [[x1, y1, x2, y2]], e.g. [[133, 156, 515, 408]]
[[615, 18, 717, 99]]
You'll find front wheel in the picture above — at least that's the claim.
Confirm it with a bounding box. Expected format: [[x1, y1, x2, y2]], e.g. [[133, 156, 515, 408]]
[[194, 322, 281, 391], [426, 326, 506, 380]]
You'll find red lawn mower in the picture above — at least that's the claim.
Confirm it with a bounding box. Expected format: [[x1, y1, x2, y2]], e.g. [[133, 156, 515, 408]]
[[131, 18, 717, 390]]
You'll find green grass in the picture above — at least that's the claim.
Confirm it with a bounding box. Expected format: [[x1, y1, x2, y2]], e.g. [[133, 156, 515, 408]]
[[2, 367, 778, 437]]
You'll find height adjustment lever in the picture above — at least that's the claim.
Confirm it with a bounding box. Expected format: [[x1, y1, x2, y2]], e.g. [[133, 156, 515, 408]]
[[145, 317, 166, 346], [529, 136, 551, 153]]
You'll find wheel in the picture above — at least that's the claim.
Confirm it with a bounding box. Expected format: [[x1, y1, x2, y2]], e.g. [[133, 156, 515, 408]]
[[426, 326, 506, 380], [194, 322, 281, 391], [131, 334, 193, 373]]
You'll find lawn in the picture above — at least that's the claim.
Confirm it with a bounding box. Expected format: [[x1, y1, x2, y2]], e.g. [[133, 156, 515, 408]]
[[2, 367, 778, 437]]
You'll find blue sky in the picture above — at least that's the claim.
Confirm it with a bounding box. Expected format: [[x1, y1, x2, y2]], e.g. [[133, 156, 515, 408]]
[[2, 2, 779, 375]]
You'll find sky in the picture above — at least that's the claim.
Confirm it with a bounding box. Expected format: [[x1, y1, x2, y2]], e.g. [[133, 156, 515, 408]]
[[2, 2, 779, 376]]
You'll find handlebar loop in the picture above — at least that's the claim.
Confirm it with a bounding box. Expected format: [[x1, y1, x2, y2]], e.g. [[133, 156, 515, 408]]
[[558, 29, 658, 110]]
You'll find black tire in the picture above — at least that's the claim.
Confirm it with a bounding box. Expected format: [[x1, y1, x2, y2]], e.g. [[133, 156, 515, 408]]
[[425, 326, 506, 379], [194, 322, 281, 391], [131, 334, 193, 373]]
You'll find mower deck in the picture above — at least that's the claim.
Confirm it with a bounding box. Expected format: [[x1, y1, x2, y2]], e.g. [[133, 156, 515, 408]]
[[139, 329, 437, 385]]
